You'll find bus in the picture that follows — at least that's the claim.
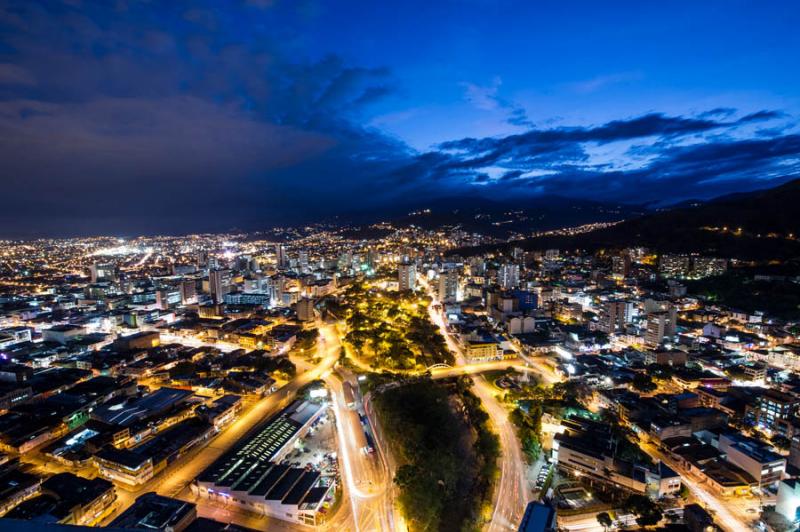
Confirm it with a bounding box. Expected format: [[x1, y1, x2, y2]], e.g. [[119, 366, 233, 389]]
[[363, 431, 375, 454], [343, 382, 356, 410], [349, 411, 368, 451]]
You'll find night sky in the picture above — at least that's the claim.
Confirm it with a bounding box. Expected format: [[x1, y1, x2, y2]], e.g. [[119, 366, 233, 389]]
[[1, 1, 799, 237]]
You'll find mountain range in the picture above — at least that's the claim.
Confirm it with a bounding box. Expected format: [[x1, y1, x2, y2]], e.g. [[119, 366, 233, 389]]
[[339, 195, 645, 238], [449, 178, 800, 260]]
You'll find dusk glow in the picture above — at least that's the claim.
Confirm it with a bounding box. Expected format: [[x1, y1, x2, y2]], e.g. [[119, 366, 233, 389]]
[[1, 4, 800, 532], [0, 1, 798, 236]]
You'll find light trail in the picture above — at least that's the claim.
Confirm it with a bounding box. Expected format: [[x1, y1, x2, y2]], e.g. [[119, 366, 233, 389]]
[[421, 278, 531, 531], [325, 379, 364, 532]]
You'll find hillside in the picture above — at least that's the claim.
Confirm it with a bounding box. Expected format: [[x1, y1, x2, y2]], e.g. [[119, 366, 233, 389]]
[[339, 195, 644, 239], [452, 178, 800, 260]]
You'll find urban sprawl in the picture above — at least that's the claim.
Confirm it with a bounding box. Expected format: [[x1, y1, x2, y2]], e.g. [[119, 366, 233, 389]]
[[0, 222, 797, 532]]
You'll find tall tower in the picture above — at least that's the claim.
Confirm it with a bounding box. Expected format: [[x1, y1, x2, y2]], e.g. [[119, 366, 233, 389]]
[[438, 269, 459, 303], [398, 262, 417, 292], [498, 263, 520, 289], [275, 244, 288, 269], [209, 269, 231, 304]]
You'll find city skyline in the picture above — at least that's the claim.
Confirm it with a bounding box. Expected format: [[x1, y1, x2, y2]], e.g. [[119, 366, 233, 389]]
[[1, 1, 799, 236]]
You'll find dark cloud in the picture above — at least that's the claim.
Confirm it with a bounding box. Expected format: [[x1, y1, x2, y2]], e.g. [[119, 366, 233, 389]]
[[0, 1, 798, 237], [738, 110, 787, 123], [423, 110, 799, 204], [698, 107, 737, 119], [0, 0, 413, 236]]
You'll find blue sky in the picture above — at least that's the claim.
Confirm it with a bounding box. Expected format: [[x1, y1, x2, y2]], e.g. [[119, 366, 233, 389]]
[[0, 0, 798, 236]]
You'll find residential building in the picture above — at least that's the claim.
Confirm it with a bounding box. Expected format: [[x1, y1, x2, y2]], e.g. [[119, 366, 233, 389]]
[[398, 262, 416, 292]]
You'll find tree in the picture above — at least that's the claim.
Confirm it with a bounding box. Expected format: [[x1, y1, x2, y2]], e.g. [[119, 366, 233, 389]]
[[623, 494, 663, 528], [647, 363, 675, 380], [772, 434, 791, 451], [596, 512, 613, 531], [295, 328, 319, 350], [632, 373, 657, 393]]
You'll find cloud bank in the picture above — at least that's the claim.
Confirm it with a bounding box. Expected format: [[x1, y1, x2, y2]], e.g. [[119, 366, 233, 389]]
[[0, 1, 798, 236]]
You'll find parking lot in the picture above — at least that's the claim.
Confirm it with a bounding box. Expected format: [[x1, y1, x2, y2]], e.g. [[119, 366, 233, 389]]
[[279, 406, 339, 477]]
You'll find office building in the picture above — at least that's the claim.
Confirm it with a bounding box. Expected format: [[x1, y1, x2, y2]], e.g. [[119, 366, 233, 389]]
[[644, 305, 677, 347], [276, 244, 288, 269], [754, 389, 798, 431], [498, 263, 520, 289], [717, 432, 785, 486], [438, 269, 459, 303], [90, 263, 115, 283], [398, 261, 416, 292], [209, 269, 232, 304]]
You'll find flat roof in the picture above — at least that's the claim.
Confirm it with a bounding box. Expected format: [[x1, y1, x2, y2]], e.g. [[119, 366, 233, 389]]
[[198, 400, 322, 488], [109, 493, 196, 530], [519, 502, 556, 532], [197, 400, 329, 509], [92, 387, 192, 426], [5, 474, 112, 521], [282, 471, 320, 506]]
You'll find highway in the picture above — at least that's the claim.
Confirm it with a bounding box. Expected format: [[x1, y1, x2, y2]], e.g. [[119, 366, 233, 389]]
[[323, 365, 396, 532], [422, 281, 533, 531]]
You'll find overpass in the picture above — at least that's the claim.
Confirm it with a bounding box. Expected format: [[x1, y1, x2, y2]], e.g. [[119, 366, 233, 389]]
[[428, 360, 539, 380]]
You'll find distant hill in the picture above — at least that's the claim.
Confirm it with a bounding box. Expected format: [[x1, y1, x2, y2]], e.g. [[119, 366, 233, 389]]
[[339, 195, 645, 238], [451, 178, 800, 260]]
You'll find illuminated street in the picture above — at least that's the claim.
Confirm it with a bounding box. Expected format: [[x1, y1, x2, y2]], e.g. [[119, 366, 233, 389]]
[[1, 7, 796, 532], [95, 321, 343, 528], [639, 440, 758, 532], [422, 278, 532, 531], [324, 370, 396, 532]]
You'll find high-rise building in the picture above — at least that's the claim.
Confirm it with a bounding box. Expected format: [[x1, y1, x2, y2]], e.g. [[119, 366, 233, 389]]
[[209, 269, 232, 304], [180, 279, 197, 304], [398, 262, 416, 292], [789, 432, 800, 471], [196, 251, 209, 270], [438, 269, 459, 303], [611, 252, 631, 279], [498, 264, 520, 289], [469, 257, 486, 276], [90, 263, 115, 283], [298, 250, 309, 272], [691, 257, 728, 279], [603, 300, 627, 333], [659, 254, 691, 278], [275, 244, 288, 269], [754, 389, 798, 431], [156, 288, 181, 310], [296, 298, 315, 322], [337, 252, 352, 273], [269, 275, 286, 307], [644, 306, 677, 347]]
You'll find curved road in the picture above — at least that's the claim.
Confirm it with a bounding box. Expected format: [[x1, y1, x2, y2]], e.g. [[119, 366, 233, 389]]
[[422, 284, 532, 531]]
